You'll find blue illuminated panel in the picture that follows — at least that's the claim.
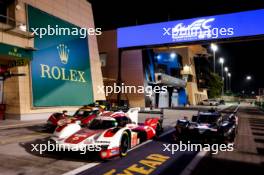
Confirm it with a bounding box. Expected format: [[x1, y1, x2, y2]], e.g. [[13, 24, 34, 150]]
[[117, 9, 264, 48]]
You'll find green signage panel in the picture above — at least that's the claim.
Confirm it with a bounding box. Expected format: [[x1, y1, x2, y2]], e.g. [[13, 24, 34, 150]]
[[0, 42, 32, 59], [28, 5, 94, 106]]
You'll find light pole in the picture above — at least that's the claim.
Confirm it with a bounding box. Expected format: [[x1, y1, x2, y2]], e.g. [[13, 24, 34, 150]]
[[219, 57, 224, 96], [224, 67, 228, 92], [211, 43, 218, 73], [228, 73, 231, 91]]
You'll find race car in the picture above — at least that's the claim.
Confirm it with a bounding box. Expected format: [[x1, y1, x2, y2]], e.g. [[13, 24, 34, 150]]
[[46, 105, 105, 130], [50, 108, 163, 159], [199, 99, 219, 106], [174, 109, 237, 143]]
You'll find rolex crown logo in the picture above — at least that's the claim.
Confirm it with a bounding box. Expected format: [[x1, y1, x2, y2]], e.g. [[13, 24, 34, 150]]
[[57, 44, 69, 64]]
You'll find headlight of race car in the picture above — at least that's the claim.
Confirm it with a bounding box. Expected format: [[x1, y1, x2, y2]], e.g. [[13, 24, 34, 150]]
[[210, 128, 218, 132], [188, 126, 194, 129]]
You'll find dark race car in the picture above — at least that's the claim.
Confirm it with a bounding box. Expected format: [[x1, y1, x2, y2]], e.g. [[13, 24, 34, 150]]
[[46, 105, 105, 131], [174, 109, 237, 143]]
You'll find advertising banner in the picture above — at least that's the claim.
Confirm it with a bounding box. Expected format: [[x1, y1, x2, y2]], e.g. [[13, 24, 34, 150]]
[[28, 5, 93, 106], [118, 9, 264, 48], [0, 43, 32, 59]]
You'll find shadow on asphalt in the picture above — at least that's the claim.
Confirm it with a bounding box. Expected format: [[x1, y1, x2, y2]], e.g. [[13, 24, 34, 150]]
[[242, 107, 264, 116], [252, 132, 264, 136], [251, 127, 264, 131], [25, 124, 55, 133], [256, 148, 264, 155], [191, 156, 263, 175], [160, 153, 197, 175]]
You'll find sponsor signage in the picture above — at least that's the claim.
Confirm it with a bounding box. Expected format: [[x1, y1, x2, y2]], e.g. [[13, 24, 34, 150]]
[[28, 5, 93, 106], [0, 43, 32, 59], [117, 9, 264, 48]]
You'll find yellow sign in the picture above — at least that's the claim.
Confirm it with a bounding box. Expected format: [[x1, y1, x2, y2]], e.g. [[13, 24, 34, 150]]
[[103, 154, 170, 175]]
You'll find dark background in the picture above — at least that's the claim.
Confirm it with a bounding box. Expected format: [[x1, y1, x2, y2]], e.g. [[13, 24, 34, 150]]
[[88, 0, 264, 95]]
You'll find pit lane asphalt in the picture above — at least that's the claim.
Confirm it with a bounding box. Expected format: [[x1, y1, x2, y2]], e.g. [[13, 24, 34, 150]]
[[76, 130, 198, 175], [0, 104, 235, 175], [74, 105, 239, 175]]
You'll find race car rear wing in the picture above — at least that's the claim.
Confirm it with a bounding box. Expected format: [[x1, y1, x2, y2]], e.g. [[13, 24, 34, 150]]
[[126, 107, 140, 125]]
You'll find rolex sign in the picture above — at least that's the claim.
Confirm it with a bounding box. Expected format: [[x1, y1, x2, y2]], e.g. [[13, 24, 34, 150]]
[[28, 6, 94, 106]]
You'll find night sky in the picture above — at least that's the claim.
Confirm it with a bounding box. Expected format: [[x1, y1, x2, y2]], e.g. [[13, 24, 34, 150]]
[[88, 0, 264, 94]]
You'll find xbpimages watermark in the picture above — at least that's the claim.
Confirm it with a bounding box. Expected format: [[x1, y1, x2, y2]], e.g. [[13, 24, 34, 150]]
[[97, 83, 168, 97], [31, 25, 102, 38], [30, 141, 102, 154], [163, 141, 234, 154]]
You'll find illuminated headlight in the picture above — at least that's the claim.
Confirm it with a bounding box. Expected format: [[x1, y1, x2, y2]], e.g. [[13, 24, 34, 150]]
[[199, 129, 206, 134], [210, 128, 218, 132], [189, 125, 195, 129], [101, 151, 108, 158]]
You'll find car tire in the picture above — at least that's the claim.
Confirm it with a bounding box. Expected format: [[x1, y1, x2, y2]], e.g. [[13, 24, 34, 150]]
[[156, 122, 163, 136], [120, 131, 130, 157], [230, 130, 236, 142], [153, 122, 163, 140]]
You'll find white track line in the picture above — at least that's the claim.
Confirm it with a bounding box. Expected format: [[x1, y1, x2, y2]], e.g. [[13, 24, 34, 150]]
[[62, 163, 100, 175], [62, 128, 175, 175]]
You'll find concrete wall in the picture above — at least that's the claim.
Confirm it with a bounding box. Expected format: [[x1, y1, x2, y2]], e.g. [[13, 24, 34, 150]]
[[97, 30, 118, 80], [121, 50, 145, 107], [97, 31, 145, 107], [2, 0, 105, 120]]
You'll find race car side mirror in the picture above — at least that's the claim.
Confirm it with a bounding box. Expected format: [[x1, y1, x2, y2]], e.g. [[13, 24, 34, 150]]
[[192, 115, 198, 122]]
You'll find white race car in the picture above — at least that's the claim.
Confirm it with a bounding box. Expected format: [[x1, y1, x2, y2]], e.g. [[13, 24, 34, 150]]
[[200, 99, 219, 106], [50, 108, 163, 159]]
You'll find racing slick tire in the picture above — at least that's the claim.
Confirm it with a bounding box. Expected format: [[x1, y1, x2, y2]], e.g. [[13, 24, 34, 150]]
[[154, 122, 163, 140], [224, 131, 235, 143], [120, 131, 130, 157], [229, 130, 236, 142], [156, 122, 163, 135]]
